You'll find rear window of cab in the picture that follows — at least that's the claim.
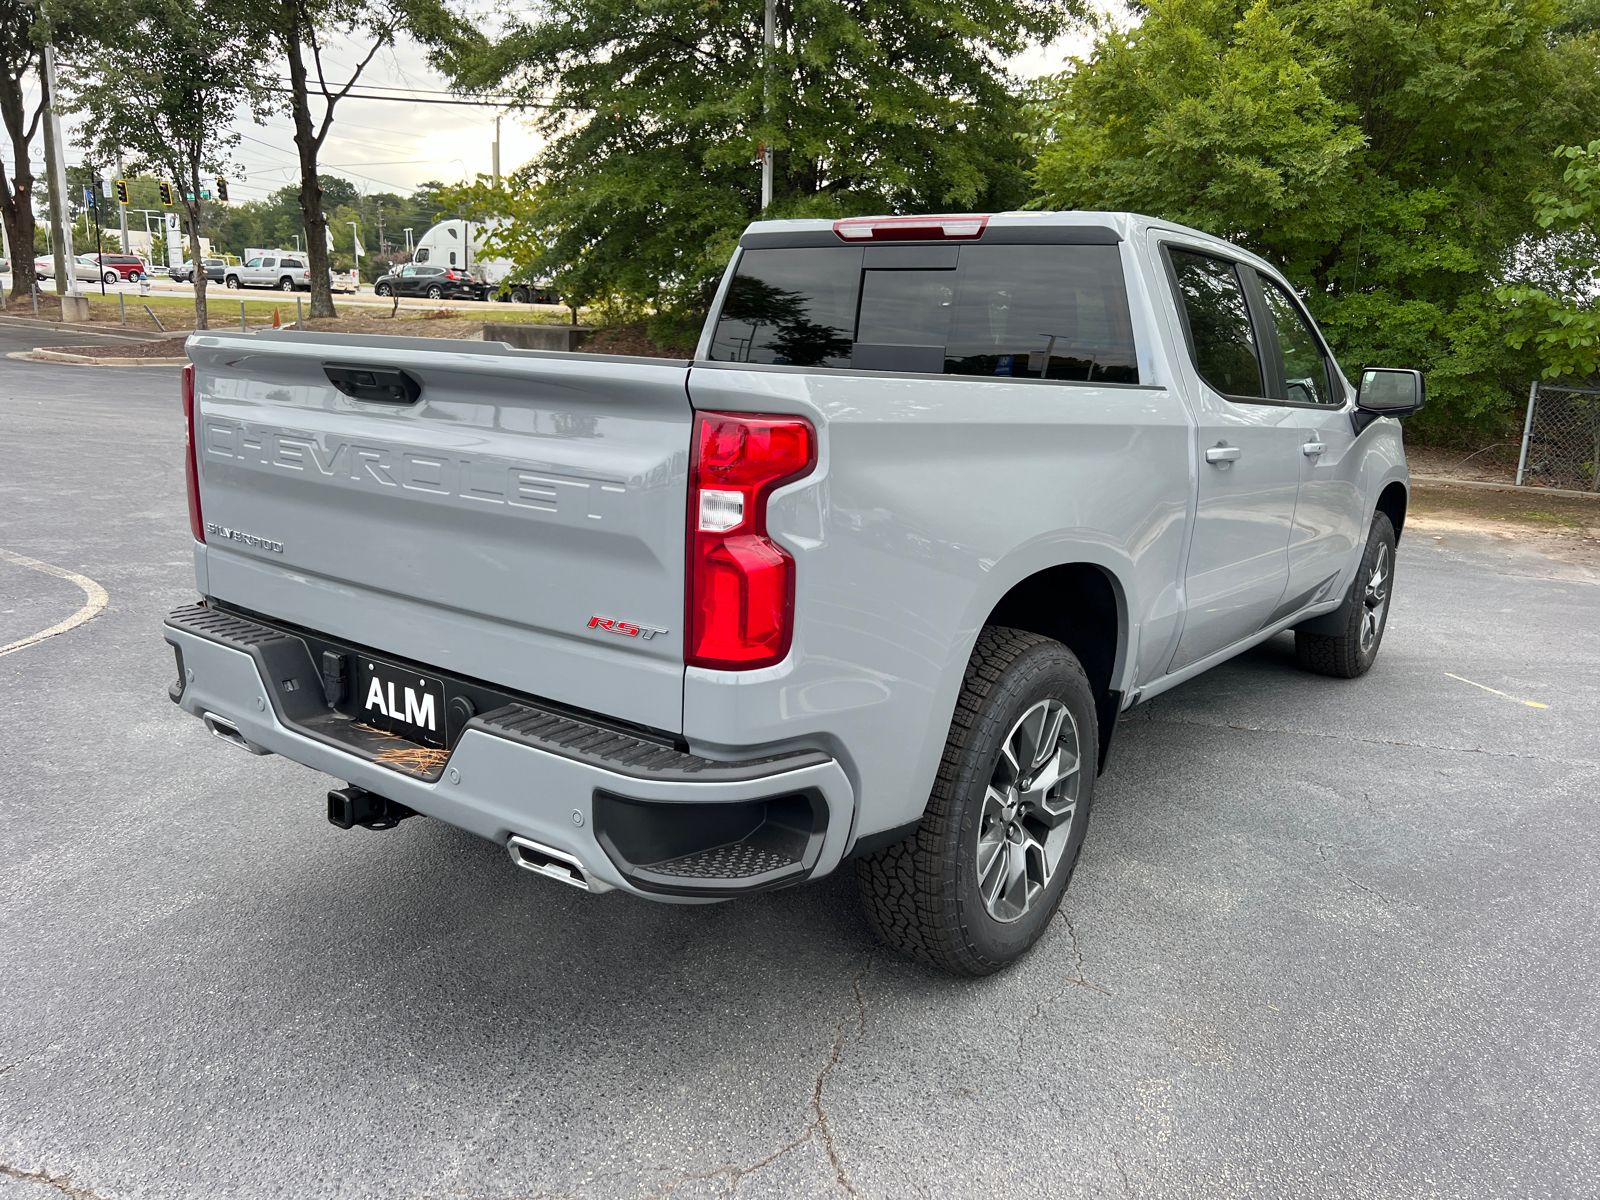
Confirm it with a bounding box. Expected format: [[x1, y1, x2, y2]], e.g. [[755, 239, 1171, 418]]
[[708, 243, 1139, 384]]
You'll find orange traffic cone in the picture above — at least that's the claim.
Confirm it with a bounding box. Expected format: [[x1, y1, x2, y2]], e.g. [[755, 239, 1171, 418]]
[[272, 306, 282, 329]]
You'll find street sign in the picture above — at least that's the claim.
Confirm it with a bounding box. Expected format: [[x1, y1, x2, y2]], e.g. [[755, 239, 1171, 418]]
[[99, 178, 112, 198], [83, 186, 96, 208]]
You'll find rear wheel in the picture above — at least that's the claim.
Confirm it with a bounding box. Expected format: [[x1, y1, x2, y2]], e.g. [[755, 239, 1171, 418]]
[[856, 627, 1098, 976], [225, 276, 240, 289], [508, 285, 530, 304], [278, 277, 295, 292], [1295, 513, 1397, 679]]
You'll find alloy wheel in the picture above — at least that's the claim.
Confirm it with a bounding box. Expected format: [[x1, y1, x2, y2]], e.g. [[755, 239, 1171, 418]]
[[975, 698, 1083, 923], [1360, 542, 1390, 653]]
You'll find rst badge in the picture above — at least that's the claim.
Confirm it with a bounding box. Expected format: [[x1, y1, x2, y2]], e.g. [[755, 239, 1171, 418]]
[[587, 615, 668, 641]]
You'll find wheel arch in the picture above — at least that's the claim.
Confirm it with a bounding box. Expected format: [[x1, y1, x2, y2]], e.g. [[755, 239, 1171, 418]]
[[1375, 478, 1408, 541], [981, 560, 1129, 772]]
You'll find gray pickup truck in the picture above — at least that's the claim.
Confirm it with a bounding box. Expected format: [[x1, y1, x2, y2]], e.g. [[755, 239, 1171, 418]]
[[165, 211, 1422, 975]]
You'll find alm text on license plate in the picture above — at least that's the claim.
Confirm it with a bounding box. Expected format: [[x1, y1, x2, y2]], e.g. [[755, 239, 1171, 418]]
[[358, 658, 447, 748]]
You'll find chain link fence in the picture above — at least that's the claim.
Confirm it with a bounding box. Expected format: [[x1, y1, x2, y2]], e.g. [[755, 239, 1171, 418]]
[[1516, 382, 1600, 492]]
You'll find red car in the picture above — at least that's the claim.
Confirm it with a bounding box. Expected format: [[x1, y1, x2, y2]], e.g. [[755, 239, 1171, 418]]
[[91, 253, 151, 282]]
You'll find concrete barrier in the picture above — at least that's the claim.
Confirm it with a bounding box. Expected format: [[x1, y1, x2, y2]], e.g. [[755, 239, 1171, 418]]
[[482, 322, 594, 353]]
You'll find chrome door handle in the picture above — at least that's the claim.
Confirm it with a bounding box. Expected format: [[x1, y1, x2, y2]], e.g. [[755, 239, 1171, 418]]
[[1204, 444, 1242, 464], [1302, 441, 1326, 457]]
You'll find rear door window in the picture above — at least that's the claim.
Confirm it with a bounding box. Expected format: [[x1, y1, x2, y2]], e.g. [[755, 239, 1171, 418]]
[[708, 241, 1139, 383], [1166, 248, 1263, 398]]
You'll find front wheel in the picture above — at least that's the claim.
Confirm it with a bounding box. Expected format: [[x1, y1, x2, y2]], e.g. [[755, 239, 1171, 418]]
[[374, 283, 391, 297], [856, 627, 1098, 976], [129, 271, 143, 282], [103, 270, 119, 284], [425, 285, 443, 300], [1295, 513, 1397, 679]]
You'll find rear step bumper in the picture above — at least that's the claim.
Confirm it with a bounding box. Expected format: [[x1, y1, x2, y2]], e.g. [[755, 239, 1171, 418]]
[[164, 602, 855, 900]]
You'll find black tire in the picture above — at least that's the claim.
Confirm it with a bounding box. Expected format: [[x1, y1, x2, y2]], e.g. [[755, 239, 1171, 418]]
[[508, 286, 530, 304], [426, 284, 443, 300], [278, 277, 295, 292], [856, 627, 1099, 976], [375, 283, 392, 297], [225, 276, 240, 289], [1295, 513, 1397, 679], [129, 271, 143, 282], [103, 270, 118, 284]]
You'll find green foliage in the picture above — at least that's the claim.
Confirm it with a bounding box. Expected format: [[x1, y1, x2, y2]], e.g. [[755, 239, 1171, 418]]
[[432, 0, 1082, 314], [1500, 141, 1600, 381], [1032, 0, 1600, 442], [71, 0, 269, 327]]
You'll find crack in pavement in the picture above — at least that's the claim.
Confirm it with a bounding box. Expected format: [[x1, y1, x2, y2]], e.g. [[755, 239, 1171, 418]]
[[1016, 910, 1111, 1064], [645, 956, 874, 1200], [0, 1163, 110, 1200], [1142, 714, 1599, 768]]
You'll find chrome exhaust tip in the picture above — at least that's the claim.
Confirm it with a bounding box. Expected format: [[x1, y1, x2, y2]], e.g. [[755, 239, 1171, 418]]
[[506, 835, 599, 892], [202, 712, 267, 755]]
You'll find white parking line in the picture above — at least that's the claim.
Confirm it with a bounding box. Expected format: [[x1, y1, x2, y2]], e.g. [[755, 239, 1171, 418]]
[[0, 548, 110, 658]]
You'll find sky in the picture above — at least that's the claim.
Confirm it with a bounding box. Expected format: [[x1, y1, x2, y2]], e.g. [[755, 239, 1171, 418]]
[[24, 11, 1109, 206]]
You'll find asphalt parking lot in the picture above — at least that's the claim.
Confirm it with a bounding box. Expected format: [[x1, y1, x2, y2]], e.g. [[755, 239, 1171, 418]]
[[2, 352, 1597, 1200]]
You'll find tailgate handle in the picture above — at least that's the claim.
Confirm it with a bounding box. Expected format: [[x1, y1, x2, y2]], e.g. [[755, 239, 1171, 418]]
[[323, 363, 421, 405]]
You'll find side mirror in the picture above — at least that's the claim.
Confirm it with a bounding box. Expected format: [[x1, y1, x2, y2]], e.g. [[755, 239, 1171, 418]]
[[1357, 368, 1425, 417]]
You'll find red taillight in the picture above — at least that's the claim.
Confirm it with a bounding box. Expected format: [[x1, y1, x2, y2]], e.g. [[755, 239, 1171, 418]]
[[686, 411, 816, 669], [182, 363, 204, 543], [832, 214, 990, 242]]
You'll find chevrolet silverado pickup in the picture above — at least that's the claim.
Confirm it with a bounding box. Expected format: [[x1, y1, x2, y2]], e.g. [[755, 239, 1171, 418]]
[[165, 211, 1423, 975]]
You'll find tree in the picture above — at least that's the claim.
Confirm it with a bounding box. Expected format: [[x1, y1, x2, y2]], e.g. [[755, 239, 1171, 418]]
[[0, 0, 102, 301], [1032, 0, 1600, 442], [431, 0, 1081, 320], [73, 0, 267, 329], [260, 0, 453, 319], [1501, 141, 1600, 381]]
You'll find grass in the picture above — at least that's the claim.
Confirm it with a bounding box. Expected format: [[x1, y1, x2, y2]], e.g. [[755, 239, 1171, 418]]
[[9, 289, 578, 337]]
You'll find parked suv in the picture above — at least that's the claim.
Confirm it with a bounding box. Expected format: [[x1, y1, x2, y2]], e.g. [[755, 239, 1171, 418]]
[[372, 263, 476, 300], [166, 211, 1423, 975], [224, 253, 312, 291], [170, 257, 227, 284]]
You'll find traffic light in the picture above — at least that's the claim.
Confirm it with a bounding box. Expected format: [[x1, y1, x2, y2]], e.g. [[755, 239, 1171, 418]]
[[215, 177, 229, 202], [114, 179, 129, 205], [158, 181, 173, 206]]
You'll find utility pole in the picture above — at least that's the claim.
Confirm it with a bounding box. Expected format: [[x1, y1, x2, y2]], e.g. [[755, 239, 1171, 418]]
[[760, 0, 774, 211], [375, 200, 385, 253], [404, 227, 413, 252], [492, 113, 501, 187], [41, 44, 86, 318]]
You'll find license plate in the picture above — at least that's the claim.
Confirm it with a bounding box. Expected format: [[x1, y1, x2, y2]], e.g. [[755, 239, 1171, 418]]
[[356, 658, 447, 748]]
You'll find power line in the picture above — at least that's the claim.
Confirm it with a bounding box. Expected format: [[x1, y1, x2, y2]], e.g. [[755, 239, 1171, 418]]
[[259, 84, 555, 109]]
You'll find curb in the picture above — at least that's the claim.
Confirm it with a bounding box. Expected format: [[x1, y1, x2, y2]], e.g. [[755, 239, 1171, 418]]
[[6, 349, 188, 367], [0, 314, 166, 341], [1412, 474, 1600, 502]]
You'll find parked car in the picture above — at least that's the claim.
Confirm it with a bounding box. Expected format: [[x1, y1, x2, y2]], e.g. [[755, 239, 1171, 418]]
[[35, 254, 102, 283], [371, 263, 476, 300], [224, 253, 312, 292], [91, 253, 150, 282], [165, 211, 1423, 975], [170, 257, 227, 284], [329, 268, 359, 294]]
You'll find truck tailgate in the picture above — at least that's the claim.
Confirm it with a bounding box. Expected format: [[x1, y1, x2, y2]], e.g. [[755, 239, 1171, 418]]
[[186, 332, 692, 733]]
